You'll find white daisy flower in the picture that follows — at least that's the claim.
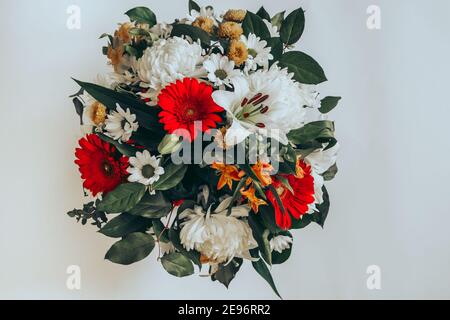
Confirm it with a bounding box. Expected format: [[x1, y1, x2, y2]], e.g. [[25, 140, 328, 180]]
[[263, 19, 280, 37], [104, 104, 139, 142], [270, 235, 293, 253], [212, 64, 317, 146], [240, 33, 273, 72], [127, 150, 165, 192], [150, 22, 173, 39], [179, 197, 258, 266], [188, 6, 217, 23], [203, 54, 241, 87]]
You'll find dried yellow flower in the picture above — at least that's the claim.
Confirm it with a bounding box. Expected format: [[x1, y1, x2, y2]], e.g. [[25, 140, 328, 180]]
[[227, 40, 248, 66], [223, 9, 247, 23], [89, 101, 107, 125], [115, 23, 133, 43], [218, 21, 243, 40], [107, 45, 124, 70], [192, 16, 215, 34]]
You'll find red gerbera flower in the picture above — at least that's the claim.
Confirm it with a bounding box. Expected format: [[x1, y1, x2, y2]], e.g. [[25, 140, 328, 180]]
[[158, 78, 224, 141], [266, 160, 315, 230], [74, 134, 129, 196]]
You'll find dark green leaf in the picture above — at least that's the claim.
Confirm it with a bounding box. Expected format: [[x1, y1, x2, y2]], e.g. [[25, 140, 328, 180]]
[[279, 51, 327, 85], [323, 163, 338, 181], [267, 37, 283, 64], [105, 232, 155, 265], [171, 24, 211, 46], [97, 133, 137, 157], [280, 8, 305, 45], [97, 183, 147, 213], [248, 213, 272, 265], [73, 79, 163, 133], [258, 205, 283, 234], [125, 7, 157, 27], [312, 186, 330, 228], [251, 251, 282, 298], [256, 6, 271, 21], [99, 213, 152, 238], [319, 96, 341, 114], [212, 258, 243, 288], [227, 178, 247, 215], [128, 28, 150, 37], [268, 185, 286, 214], [290, 214, 313, 229], [161, 252, 194, 277], [152, 219, 170, 243], [242, 11, 271, 40], [271, 11, 285, 30], [272, 232, 293, 264], [188, 0, 200, 13], [153, 163, 188, 191], [128, 192, 171, 218], [169, 227, 201, 267], [287, 121, 336, 150]]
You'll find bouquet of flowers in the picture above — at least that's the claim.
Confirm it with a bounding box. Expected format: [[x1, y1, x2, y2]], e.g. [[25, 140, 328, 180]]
[[67, 1, 340, 297]]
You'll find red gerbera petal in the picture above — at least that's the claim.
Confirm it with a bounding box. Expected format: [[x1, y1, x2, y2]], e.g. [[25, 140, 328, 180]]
[[158, 78, 224, 142], [266, 160, 316, 230], [74, 134, 129, 196]]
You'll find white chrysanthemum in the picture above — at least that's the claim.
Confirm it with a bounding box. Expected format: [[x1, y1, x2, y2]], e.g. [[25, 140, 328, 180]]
[[127, 150, 165, 189], [134, 37, 205, 102], [150, 22, 173, 39], [305, 143, 339, 206], [104, 104, 139, 142], [203, 54, 241, 87], [212, 64, 318, 146], [188, 6, 217, 23], [240, 33, 273, 72], [179, 197, 258, 265], [263, 19, 280, 37], [270, 235, 293, 253]]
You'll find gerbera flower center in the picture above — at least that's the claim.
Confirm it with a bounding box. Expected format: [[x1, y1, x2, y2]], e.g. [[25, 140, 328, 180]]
[[102, 160, 114, 177], [214, 69, 228, 80], [141, 164, 156, 179]]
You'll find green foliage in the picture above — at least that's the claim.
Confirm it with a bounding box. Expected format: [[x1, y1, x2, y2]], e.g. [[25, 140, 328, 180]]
[[279, 51, 327, 85], [248, 213, 272, 265], [280, 8, 305, 45], [67, 201, 107, 228], [125, 7, 157, 27], [271, 11, 285, 30], [171, 24, 211, 46], [97, 133, 138, 157], [161, 252, 195, 277], [105, 232, 155, 265], [251, 250, 282, 298], [97, 183, 147, 214], [256, 6, 271, 21], [128, 192, 171, 219], [242, 11, 271, 40], [99, 213, 152, 238], [153, 163, 188, 191], [271, 231, 293, 264], [323, 163, 338, 181], [169, 227, 201, 267], [188, 0, 200, 13], [267, 37, 283, 64], [319, 96, 341, 114], [212, 258, 243, 288], [287, 120, 336, 150]]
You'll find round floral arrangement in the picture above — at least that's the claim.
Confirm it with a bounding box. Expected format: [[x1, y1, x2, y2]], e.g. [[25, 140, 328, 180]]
[[67, 1, 340, 297]]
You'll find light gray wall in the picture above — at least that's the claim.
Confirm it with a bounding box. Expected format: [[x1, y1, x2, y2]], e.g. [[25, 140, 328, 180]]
[[0, 0, 449, 299]]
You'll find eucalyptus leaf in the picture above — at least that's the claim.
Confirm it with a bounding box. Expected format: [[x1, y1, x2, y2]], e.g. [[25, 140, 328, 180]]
[[97, 183, 147, 214], [279, 51, 327, 85], [161, 252, 194, 277], [280, 8, 305, 45], [105, 232, 155, 265], [125, 7, 157, 27]]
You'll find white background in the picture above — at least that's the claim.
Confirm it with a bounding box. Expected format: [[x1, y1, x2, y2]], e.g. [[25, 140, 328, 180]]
[[1, 0, 449, 299]]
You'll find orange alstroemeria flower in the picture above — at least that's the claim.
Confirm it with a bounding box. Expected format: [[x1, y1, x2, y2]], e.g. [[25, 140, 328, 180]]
[[211, 162, 241, 190], [240, 185, 267, 213], [241, 161, 274, 187]]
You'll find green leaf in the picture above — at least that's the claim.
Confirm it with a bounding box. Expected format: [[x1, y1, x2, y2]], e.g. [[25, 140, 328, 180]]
[[171, 24, 211, 46], [277, 176, 294, 195], [248, 213, 272, 265], [125, 7, 157, 27], [290, 214, 313, 229], [227, 178, 247, 215], [258, 205, 283, 234], [73, 79, 163, 134], [323, 163, 338, 181], [161, 252, 194, 277], [212, 258, 243, 288], [256, 6, 271, 21], [97, 183, 147, 214], [242, 11, 271, 40], [287, 120, 336, 150], [128, 192, 171, 219], [99, 213, 152, 238], [271, 11, 285, 30], [152, 219, 170, 243], [279, 51, 327, 85], [188, 0, 200, 13], [128, 28, 150, 37], [268, 185, 286, 214], [251, 251, 282, 298], [319, 96, 341, 114], [267, 37, 283, 64], [153, 163, 188, 191], [169, 227, 201, 267], [312, 186, 330, 228], [280, 8, 305, 45], [105, 232, 155, 265], [97, 133, 137, 157]]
